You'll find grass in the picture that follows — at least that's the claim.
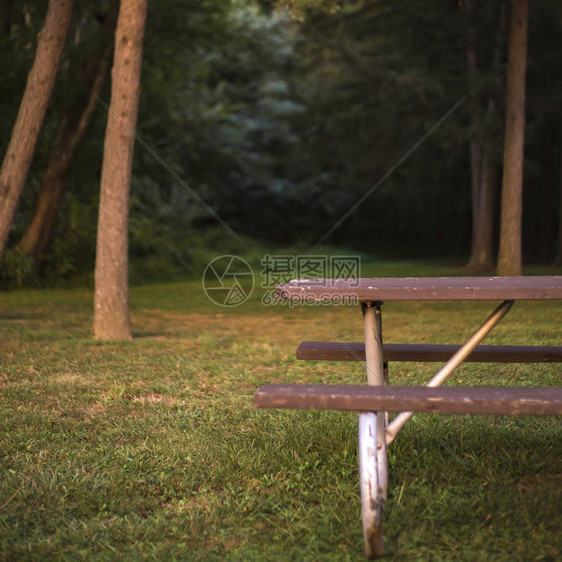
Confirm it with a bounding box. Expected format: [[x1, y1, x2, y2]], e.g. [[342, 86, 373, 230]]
[[0, 258, 561, 560]]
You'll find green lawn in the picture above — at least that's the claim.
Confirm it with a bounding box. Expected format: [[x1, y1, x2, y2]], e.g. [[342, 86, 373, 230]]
[[1, 261, 561, 560]]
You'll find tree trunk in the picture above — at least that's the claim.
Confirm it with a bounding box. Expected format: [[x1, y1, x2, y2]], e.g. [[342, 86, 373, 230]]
[[465, 0, 507, 272], [464, 0, 483, 271], [0, 0, 74, 264], [0, 0, 14, 38], [19, 9, 116, 258], [19, 49, 111, 258], [471, 145, 497, 271], [497, 0, 529, 276], [555, 126, 562, 267], [93, 0, 148, 340]]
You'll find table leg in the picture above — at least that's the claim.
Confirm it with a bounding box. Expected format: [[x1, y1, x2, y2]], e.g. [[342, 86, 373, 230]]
[[359, 302, 388, 558]]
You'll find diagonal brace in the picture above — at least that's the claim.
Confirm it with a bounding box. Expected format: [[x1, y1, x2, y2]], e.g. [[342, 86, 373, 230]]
[[385, 299, 514, 445]]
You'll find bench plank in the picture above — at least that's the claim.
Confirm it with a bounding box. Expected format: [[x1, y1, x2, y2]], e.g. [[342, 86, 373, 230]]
[[296, 341, 562, 363], [254, 383, 562, 416], [276, 276, 562, 301]]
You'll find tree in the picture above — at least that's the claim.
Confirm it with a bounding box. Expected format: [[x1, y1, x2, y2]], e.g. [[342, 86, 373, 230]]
[[18, 7, 116, 258], [93, 0, 148, 340], [556, 128, 562, 267], [497, 0, 529, 276], [0, 0, 14, 39], [465, 0, 507, 272], [0, 0, 74, 263]]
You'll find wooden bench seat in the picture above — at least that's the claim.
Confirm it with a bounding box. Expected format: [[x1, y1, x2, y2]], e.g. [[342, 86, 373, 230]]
[[255, 383, 562, 416], [296, 341, 562, 363]]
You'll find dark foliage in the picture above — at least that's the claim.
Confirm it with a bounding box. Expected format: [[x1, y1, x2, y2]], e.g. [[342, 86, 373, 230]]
[[1, 0, 561, 286]]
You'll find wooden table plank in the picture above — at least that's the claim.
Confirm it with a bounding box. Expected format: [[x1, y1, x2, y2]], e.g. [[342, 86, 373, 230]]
[[276, 276, 562, 301], [255, 384, 562, 416], [296, 341, 562, 363]]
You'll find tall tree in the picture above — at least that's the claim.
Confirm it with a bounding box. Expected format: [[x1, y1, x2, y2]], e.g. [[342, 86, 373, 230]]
[[0, 0, 14, 39], [497, 0, 529, 276], [0, 0, 74, 263], [18, 7, 116, 258], [556, 127, 562, 267], [465, 0, 507, 272], [93, 0, 148, 340]]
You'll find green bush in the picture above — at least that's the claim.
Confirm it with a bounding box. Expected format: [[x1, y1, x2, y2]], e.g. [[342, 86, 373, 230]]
[[0, 249, 38, 289]]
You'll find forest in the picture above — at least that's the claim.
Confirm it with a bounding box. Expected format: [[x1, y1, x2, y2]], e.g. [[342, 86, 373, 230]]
[[1, 0, 562, 288]]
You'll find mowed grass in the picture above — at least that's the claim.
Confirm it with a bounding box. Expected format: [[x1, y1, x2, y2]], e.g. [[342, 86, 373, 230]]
[[1, 261, 561, 560]]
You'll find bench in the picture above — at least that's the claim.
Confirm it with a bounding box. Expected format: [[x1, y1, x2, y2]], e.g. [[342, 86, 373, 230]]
[[254, 276, 562, 559], [255, 383, 562, 416], [296, 340, 562, 363]]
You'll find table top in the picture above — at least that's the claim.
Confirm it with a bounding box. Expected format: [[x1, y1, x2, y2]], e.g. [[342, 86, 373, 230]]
[[275, 276, 562, 302]]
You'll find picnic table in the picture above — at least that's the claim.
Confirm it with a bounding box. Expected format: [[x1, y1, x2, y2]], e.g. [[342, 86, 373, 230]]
[[254, 276, 562, 558]]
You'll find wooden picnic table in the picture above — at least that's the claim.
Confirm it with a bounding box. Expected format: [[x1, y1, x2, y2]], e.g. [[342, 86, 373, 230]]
[[254, 276, 562, 559]]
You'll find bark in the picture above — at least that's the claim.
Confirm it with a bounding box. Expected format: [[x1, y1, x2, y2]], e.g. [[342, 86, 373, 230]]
[[555, 127, 562, 267], [465, 0, 507, 272], [94, 0, 148, 340], [472, 145, 497, 270], [0, 0, 74, 264], [497, 0, 529, 276], [465, 0, 483, 270], [0, 0, 14, 38], [19, 7, 117, 258]]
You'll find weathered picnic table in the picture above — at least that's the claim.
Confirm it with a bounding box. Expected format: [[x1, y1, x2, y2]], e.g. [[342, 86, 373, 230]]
[[254, 276, 562, 558]]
